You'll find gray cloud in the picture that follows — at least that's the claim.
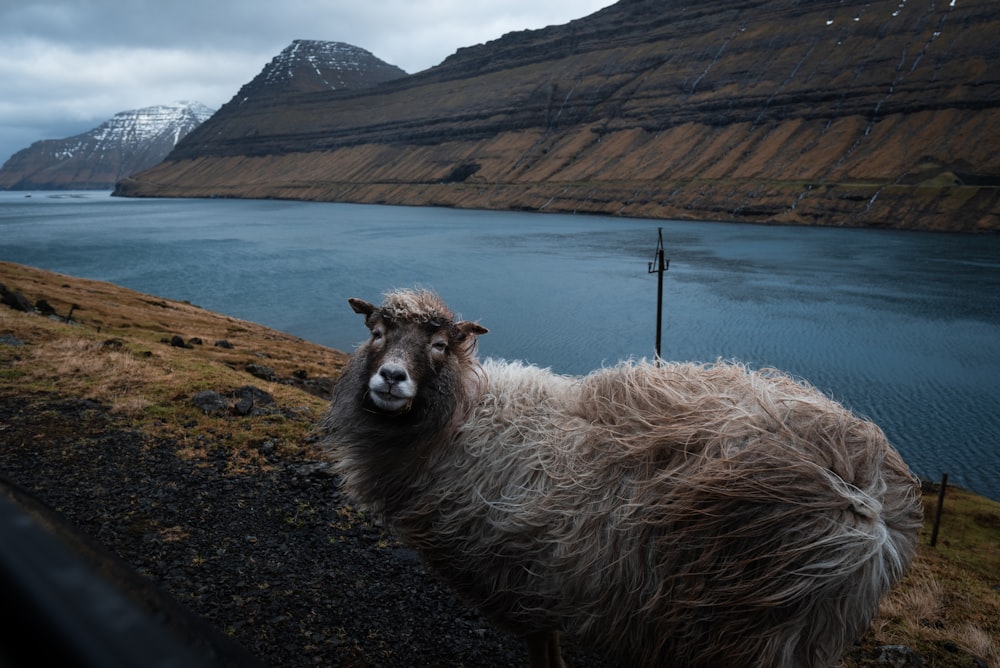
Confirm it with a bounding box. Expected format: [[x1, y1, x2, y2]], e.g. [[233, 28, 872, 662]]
[[0, 1, 614, 166]]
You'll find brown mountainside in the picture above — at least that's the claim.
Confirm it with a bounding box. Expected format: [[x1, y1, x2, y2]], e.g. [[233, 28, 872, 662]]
[[116, 0, 1000, 232]]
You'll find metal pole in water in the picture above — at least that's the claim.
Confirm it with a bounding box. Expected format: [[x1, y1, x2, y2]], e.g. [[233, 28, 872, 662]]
[[647, 227, 669, 364]]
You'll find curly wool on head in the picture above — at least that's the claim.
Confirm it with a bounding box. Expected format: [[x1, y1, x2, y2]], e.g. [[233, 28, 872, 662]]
[[323, 289, 923, 668], [376, 288, 453, 323]]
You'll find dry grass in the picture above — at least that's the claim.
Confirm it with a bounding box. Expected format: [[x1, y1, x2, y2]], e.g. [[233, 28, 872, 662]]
[[957, 624, 996, 664], [844, 485, 1000, 667], [24, 337, 158, 415], [1, 260, 347, 462], [863, 561, 1000, 666], [0, 261, 345, 382], [879, 570, 946, 623], [2, 260, 998, 666]]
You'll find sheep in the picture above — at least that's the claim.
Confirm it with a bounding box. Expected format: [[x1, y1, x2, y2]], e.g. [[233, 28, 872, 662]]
[[322, 288, 923, 668]]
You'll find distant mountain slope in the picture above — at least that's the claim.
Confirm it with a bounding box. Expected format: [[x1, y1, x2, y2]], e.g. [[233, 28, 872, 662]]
[[168, 41, 408, 158], [116, 1, 1000, 232], [0, 102, 214, 190]]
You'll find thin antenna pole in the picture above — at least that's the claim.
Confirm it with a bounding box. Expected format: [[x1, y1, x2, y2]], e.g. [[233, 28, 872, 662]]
[[647, 227, 669, 364]]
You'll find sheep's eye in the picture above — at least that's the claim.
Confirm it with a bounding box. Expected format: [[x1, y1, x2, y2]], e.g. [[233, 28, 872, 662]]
[[371, 328, 384, 341], [431, 340, 448, 353]]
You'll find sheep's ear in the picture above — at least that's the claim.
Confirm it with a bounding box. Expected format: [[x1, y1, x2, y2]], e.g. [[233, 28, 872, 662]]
[[456, 321, 488, 338], [348, 298, 376, 316]]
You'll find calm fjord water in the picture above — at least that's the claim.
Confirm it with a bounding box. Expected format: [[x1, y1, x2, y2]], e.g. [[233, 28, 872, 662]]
[[2, 191, 998, 501]]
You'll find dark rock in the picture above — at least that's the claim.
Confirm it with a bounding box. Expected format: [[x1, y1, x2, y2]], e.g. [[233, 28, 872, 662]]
[[874, 645, 923, 667], [0, 285, 34, 312], [0, 333, 26, 346], [169, 335, 192, 349], [442, 162, 480, 183], [193, 386, 285, 418], [192, 390, 230, 416], [230, 385, 277, 417], [35, 299, 56, 316], [245, 363, 277, 382], [288, 374, 334, 400], [290, 461, 336, 479], [188, 337, 204, 346], [214, 339, 235, 349], [392, 547, 423, 565]]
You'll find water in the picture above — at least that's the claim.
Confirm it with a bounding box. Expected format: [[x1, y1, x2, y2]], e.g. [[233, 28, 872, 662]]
[[2, 190, 999, 501]]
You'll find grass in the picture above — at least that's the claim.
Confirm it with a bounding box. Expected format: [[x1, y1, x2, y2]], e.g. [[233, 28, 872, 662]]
[[872, 484, 1000, 666], [2, 260, 998, 666], [24, 336, 158, 414], [0, 260, 347, 465]]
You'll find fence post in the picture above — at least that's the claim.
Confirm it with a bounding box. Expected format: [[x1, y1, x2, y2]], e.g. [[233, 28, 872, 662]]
[[929, 472, 948, 548]]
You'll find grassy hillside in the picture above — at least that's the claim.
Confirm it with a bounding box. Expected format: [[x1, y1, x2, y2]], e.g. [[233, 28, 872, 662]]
[[0, 260, 345, 415], [1, 261, 997, 666]]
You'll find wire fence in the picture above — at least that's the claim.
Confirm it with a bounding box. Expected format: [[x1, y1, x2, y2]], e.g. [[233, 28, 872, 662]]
[[920, 474, 1000, 580]]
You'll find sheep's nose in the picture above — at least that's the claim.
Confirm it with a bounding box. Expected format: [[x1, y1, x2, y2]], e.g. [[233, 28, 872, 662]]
[[379, 364, 409, 385]]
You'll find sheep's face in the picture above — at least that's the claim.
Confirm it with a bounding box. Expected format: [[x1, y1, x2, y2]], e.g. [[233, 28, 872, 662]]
[[348, 292, 487, 416]]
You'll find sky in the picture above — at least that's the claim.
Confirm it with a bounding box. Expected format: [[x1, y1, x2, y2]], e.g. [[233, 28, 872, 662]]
[[0, 0, 616, 165]]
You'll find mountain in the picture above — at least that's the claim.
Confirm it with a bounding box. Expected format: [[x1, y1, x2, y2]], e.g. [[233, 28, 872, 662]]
[[115, 1, 1000, 232], [166, 41, 408, 159], [237, 39, 408, 99], [0, 102, 215, 190]]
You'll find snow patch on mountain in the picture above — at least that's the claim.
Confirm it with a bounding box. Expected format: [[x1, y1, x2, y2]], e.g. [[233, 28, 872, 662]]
[[53, 102, 215, 160], [0, 101, 215, 189], [262, 40, 391, 88], [229, 40, 407, 107]]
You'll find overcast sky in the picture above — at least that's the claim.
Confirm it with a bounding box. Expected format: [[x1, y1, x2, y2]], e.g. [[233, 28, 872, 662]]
[[0, 0, 616, 166]]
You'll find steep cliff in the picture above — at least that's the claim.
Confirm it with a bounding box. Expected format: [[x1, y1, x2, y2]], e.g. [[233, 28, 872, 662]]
[[0, 102, 214, 190], [116, 0, 1000, 232]]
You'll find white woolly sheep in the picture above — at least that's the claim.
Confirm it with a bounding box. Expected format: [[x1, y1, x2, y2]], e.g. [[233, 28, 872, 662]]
[[322, 288, 922, 668]]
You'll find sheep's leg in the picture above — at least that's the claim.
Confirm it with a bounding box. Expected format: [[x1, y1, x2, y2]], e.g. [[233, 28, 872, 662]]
[[525, 630, 566, 668]]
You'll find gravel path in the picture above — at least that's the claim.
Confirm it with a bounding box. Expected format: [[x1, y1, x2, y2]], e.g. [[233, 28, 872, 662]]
[[0, 391, 604, 667]]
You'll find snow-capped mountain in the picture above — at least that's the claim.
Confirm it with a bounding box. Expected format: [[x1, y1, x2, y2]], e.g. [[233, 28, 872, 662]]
[[241, 40, 407, 100], [0, 101, 215, 190], [167, 41, 407, 160]]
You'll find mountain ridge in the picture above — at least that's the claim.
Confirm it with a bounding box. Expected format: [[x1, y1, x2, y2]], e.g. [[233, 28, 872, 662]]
[[162, 40, 408, 162], [0, 102, 214, 190], [117, 0, 1000, 232], [230, 39, 407, 101]]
